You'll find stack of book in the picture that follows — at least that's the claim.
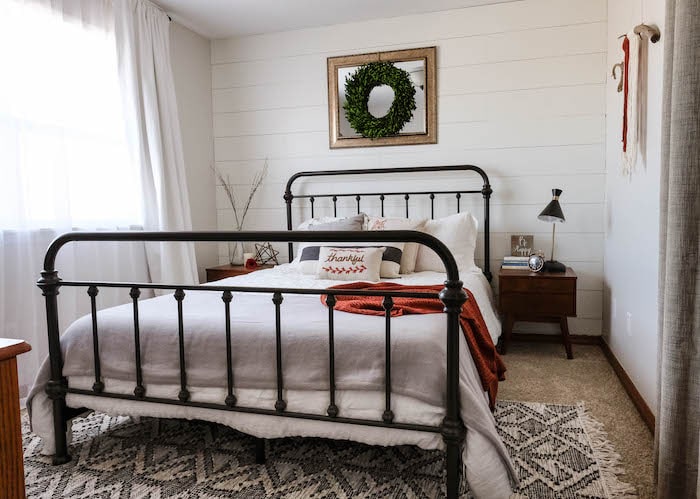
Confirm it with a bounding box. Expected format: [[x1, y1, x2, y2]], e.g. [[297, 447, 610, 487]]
[[501, 255, 530, 270]]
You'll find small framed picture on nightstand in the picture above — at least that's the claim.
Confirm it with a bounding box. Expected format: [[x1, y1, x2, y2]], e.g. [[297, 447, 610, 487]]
[[511, 235, 534, 257]]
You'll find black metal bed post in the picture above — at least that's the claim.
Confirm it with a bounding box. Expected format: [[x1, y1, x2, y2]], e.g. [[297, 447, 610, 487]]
[[439, 280, 468, 499], [326, 293, 338, 418], [88, 286, 104, 393], [482, 182, 493, 282], [37, 270, 71, 464], [284, 189, 294, 261]]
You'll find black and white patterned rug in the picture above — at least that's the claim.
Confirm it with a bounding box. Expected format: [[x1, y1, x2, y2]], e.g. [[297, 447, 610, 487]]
[[23, 401, 637, 498]]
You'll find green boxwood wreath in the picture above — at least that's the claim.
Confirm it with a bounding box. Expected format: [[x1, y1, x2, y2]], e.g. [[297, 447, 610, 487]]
[[343, 62, 417, 139]]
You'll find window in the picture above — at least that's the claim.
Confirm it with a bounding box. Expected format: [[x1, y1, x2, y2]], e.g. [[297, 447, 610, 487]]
[[0, 1, 143, 230]]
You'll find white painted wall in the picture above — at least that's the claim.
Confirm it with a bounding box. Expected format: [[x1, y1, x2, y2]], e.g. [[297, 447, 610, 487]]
[[210, 0, 608, 335], [170, 22, 218, 283], [603, 0, 665, 414]]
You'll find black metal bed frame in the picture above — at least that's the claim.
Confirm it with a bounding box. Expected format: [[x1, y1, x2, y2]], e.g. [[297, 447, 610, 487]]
[[39, 165, 492, 499], [284, 165, 492, 281]]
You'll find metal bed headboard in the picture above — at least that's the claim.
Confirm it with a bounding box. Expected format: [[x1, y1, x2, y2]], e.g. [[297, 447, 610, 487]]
[[284, 165, 493, 281]]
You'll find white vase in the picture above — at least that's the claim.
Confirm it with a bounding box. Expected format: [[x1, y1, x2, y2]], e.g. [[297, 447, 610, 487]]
[[229, 241, 244, 265]]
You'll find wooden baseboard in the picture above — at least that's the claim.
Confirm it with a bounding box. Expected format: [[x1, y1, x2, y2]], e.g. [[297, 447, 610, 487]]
[[510, 333, 601, 345], [599, 338, 655, 433]]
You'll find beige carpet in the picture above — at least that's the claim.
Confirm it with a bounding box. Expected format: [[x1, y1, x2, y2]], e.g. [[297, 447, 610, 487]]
[[498, 341, 655, 498]]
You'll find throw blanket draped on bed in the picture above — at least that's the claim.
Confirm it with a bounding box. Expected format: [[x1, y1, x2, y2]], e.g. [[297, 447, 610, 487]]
[[321, 282, 506, 408]]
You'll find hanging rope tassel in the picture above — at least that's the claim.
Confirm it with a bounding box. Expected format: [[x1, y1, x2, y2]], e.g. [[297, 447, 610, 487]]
[[621, 35, 630, 153]]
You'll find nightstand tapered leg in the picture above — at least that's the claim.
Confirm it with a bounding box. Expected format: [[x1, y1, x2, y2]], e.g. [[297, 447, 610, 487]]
[[498, 315, 514, 355], [560, 316, 573, 359]]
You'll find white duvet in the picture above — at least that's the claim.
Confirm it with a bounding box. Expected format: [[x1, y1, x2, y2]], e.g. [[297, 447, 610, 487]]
[[28, 265, 516, 497]]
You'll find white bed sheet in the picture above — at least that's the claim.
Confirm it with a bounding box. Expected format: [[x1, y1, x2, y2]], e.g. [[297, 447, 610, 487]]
[[246, 264, 501, 344], [28, 265, 514, 498]]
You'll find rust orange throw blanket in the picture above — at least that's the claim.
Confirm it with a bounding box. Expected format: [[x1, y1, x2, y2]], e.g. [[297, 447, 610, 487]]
[[321, 282, 506, 409]]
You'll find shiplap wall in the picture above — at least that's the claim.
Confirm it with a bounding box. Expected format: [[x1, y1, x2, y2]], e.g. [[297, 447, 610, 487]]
[[211, 0, 607, 335]]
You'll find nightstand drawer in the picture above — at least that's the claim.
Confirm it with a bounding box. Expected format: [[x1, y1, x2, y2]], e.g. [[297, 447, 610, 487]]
[[500, 292, 576, 317], [499, 276, 575, 294]]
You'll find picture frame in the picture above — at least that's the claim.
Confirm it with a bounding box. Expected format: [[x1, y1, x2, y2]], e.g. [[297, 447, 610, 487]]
[[511, 235, 534, 257], [327, 46, 437, 149]]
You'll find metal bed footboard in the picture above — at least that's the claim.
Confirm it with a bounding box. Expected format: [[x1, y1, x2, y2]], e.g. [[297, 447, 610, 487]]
[[38, 230, 467, 498]]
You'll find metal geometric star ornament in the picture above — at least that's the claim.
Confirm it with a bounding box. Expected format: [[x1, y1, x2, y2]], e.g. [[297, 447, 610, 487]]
[[254, 242, 279, 265]]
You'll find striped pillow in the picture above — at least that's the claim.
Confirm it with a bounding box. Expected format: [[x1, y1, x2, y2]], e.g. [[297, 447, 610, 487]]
[[366, 216, 427, 273], [293, 214, 365, 266], [299, 242, 404, 278]]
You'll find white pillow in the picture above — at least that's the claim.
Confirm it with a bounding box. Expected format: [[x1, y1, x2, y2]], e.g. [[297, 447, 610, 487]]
[[316, 246, 383, 282], [414, 212, 479, 273], [297, 214, 367, 231], [297, 215, 343, 230], [298, 242, 404, 278], [366, 216, 427, 273]]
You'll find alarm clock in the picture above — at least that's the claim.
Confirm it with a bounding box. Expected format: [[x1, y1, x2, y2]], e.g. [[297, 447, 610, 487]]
[[528, 253, 545, 272]]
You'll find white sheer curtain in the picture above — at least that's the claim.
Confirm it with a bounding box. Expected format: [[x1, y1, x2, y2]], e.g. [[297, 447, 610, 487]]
[[0, 0, 152, 397], [114, 0, 198, 286]]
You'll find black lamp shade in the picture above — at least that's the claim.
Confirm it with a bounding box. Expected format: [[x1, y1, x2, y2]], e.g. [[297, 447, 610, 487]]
[[538, 189, 565, 223]]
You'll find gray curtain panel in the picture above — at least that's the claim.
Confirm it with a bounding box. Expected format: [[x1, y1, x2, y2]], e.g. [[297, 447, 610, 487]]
[[655, 0, 700, 497]]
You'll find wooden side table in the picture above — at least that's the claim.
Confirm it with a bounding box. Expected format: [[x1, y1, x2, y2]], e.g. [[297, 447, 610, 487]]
[[205, 263, 274, 282], [498, 267, 577, 359], [1, 339, 32, 499]]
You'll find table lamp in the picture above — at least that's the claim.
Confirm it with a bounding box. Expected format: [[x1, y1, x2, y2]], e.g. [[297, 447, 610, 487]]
[[538, 189, 566, 272]]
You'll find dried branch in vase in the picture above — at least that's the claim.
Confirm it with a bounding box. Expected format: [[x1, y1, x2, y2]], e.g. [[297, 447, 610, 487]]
[[213, 159, 268, 231], [212, 159, 268, 265]]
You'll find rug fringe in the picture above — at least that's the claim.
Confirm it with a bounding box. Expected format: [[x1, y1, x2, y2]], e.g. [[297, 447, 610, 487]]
[[576, 402, 639, 499]]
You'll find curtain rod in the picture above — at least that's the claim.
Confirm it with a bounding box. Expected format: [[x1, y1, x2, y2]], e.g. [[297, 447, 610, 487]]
[[634, 23, 660, 42]]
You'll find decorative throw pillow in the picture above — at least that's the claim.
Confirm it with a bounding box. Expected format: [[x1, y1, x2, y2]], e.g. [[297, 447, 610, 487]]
[[298, 243, 404, 278], [294, 214, 366, 265], [366, 216, 427, 273], [316, 246, 383, 282], [414, 212, 480, 273]]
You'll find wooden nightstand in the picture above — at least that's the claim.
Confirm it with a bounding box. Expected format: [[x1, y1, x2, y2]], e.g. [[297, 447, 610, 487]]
[[1, 338, 31, 499], [205, 263, 274, 282], [498, 267, 577, 359]]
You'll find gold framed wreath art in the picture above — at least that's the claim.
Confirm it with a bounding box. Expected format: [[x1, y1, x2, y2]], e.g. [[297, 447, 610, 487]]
[[343, 62, 416, 139], [327, 47, 437, 149]]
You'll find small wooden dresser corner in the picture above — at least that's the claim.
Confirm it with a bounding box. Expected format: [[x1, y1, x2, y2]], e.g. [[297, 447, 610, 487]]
[[498, 267, 577, 359], [1, 339, 32, 499], [205, 263, 274, 282]]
